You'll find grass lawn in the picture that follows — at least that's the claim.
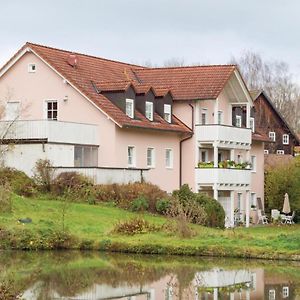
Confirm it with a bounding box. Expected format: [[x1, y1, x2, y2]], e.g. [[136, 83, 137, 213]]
[[0, 194, 299, 260]]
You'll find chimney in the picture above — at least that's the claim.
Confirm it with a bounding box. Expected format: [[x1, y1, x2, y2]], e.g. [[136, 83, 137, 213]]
[[67, 54, 78, 67]]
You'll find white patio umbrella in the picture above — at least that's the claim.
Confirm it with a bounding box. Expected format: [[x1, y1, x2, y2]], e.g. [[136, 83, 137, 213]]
[[282, 193, 291, 214]]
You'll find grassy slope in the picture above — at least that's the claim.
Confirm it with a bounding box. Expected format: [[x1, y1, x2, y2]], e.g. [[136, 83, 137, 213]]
[[0, 195, 299, 260]]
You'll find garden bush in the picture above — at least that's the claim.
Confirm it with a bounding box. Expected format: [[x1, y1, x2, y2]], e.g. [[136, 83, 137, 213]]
[[155, 198, 171, 214], [112, 217, 160, 235], [94, 182, 168, 212], [130, 196, 149, 212], [52, 171, 95, 202], [0, 167, 36, 197], [172, 184, 225, 228], [0, 183, 12, 213], [33, 159, 55, 192]]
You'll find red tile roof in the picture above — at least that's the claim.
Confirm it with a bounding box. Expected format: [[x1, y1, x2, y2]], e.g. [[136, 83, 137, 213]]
[[132, 65, 236, 100], [23, 43, 190, 134]]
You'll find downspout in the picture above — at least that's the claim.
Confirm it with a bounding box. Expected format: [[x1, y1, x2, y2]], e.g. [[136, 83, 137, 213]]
[[179, 103, 194, 187]]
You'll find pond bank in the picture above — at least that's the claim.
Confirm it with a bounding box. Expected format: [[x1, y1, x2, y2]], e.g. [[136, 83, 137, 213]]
[[0, 195, 299, 261]]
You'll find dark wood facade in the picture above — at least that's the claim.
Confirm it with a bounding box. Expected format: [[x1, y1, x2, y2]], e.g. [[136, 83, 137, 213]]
[[252, 91, 299, 155]]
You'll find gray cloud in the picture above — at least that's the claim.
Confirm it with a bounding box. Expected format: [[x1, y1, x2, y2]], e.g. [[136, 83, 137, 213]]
[[1, 0, 300, 79]]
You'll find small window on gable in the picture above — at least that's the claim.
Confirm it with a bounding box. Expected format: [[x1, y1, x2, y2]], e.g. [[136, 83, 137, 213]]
[[28, 63, 36, 73], [235, 115, 242, 127], [217, 111, 223, 125], [201, 109, 207, 125], [282, 286, 289, 298], [47, 101, 58, 120], [277, 150, 285, 155], [126, 99, 134, 119], [283, 134, 289, 145], [145, 101, 153, 121], [264, 149, 269, 155], [250, 117, 255, 132], [269, 131, 276, 142], [164, 104, 172, 123]]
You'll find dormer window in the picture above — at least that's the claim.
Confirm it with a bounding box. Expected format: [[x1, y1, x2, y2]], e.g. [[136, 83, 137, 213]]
[[126, 98, 134, 118], [145, 101, 153, 121], [164, 104, 171, 123]]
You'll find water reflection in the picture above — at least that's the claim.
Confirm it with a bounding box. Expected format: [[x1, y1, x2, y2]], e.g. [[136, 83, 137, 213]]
[[1, 251, 299, 299]]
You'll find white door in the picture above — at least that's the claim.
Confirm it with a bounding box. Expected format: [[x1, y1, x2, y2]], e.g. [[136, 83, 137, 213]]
[[5, 102, 20, 120]]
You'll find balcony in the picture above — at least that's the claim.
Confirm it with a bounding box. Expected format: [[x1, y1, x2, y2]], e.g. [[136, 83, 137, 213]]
[[195, 124, 251, 148], [0, 120, 99, 145], [195, 167, 251, 190]]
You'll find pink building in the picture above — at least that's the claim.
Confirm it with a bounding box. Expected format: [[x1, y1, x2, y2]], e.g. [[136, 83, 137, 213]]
[[0, 43, 267, 227]]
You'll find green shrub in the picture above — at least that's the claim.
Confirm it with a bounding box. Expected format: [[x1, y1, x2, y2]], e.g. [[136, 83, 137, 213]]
[[112, 217, 160, 235], [130, 196, 149, 212], [156, 198, 171, 214], [0, 167, 36, 197]]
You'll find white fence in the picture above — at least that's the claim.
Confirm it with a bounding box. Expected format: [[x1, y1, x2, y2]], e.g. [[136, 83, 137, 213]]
[[54, 167, 149, 184], [0, 120, 99, 145]]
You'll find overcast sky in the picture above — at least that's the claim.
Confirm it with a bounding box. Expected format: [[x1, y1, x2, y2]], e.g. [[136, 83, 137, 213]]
[[1, 0, 300, 80]]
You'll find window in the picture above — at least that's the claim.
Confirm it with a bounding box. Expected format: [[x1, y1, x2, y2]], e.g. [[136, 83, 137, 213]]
[[218, 111, 223, 125], [277, 150, 285, 155], [251, 193, 257, 207], [164, 104, 172, 123], [282, 286, 289, 298], [250, 117, 255, 132], [283, 134, 289, 145], [251, 155, 256, 172], [147, 147, 155, 168], [235, 115, 242, 127], [28, 63, 36, 73], [126, 99, 134, 118], [74, 146, 98, 167], [5, 101, 20, 120], [269, 289, 276, 300], [264, 149, 269, 154], [145, 101, 153, 121], [201, 109, 207, 125], [127, 146, 136, 167], [165, 149, 173, 168], [237, 193, 243, 213], [199, 149, 208, 162], [47, 101, 58, 120], [269, 131, 276, 142]]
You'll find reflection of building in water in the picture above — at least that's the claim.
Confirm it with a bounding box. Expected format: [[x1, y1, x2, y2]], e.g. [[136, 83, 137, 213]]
[[21, 268, 296, 300]]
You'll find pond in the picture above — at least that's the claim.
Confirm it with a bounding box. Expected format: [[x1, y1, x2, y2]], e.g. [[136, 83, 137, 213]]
[[1, 251, 299, 299]]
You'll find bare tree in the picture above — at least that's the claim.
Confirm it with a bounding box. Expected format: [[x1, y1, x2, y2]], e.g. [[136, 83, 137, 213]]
[[163, 57, 186, 67], [230, 51, 300, 132]]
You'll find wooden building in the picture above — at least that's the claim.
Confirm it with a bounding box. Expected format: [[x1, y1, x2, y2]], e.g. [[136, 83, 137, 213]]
[[251, 90, 300, 155]]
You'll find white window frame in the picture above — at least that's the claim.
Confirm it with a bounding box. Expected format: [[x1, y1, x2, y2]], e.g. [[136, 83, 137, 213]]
[[276, 150, 285, 155], [269, 131, 276, 142], [251, 155, 256, 172], [145, 101, 153, 121], [269, 289, 275, 300], [217, 111, 223, 125], [45, 100, 58, 120], [165, 148, 173, 169], [28, 63, 36, 73], [236, 115, 242, 127], [282, 134, 289, 145], [127, 146, 136, 167], [164, 104, 172, 123], [250, 117, 255, 133], [126, 98, 134, 119], [282, 286, 289, 298], [146, 147, 155, 168], [201, 108, 207, 125], [264, 149, 269, 154]]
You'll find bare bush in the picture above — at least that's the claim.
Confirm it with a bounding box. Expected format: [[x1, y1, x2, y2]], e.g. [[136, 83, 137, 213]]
[[0, 183, 12, 213]]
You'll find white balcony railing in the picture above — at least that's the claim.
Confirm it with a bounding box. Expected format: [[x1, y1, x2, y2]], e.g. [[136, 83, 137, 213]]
[[0, 120, 99, 145], [196, 124, 252, 146], [195, 168, 251, 189]]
